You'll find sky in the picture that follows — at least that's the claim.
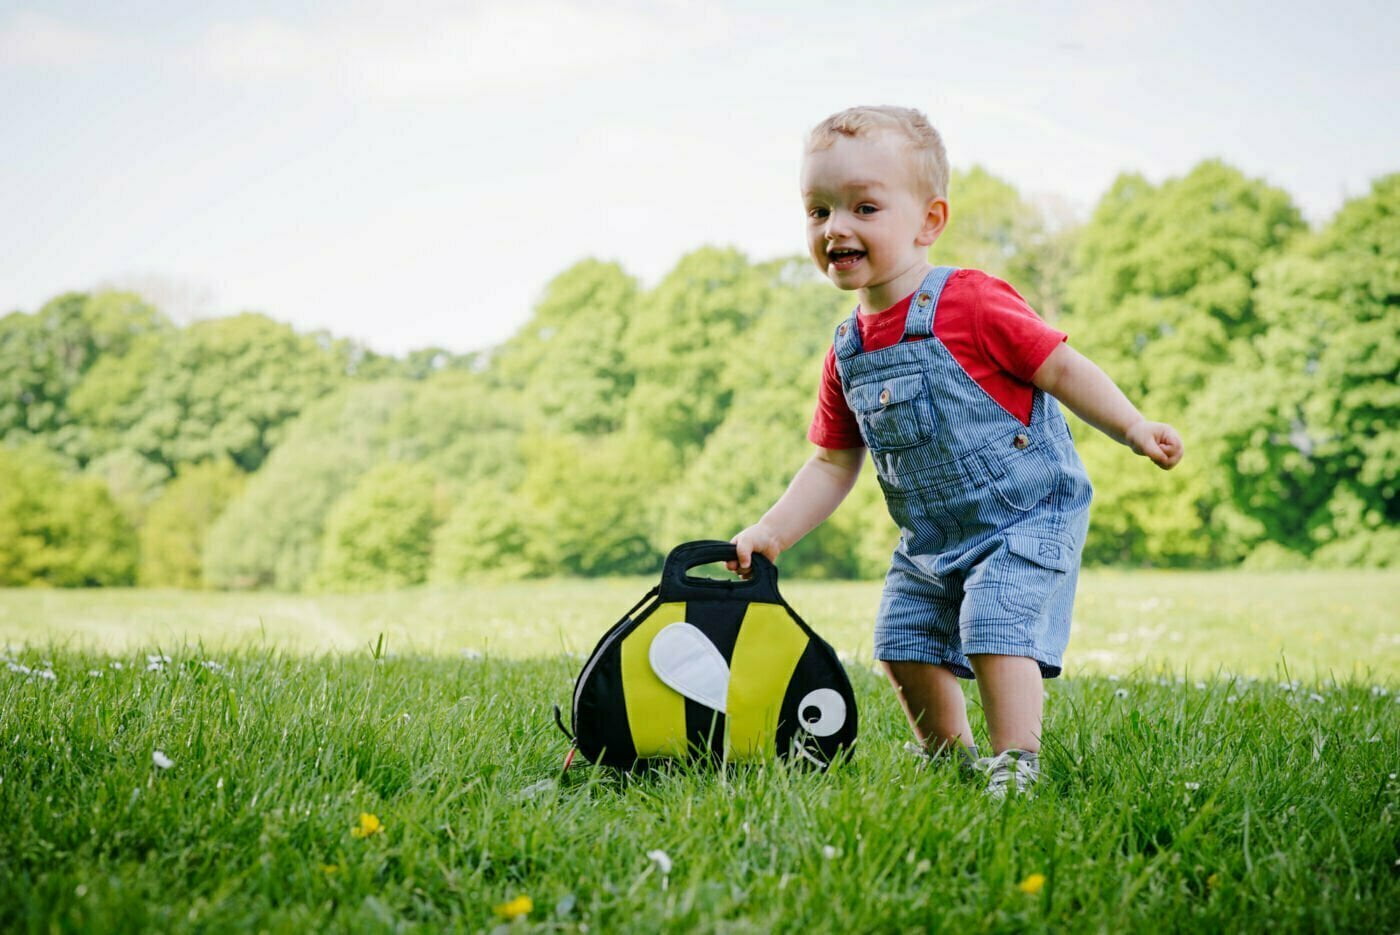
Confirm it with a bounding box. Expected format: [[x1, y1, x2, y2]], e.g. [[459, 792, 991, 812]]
[[2, 0, 1396, 355]]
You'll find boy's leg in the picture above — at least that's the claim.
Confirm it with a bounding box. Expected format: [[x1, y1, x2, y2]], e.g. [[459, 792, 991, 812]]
[[882, 660, 976, 753], [966, 653, 1043, 754]]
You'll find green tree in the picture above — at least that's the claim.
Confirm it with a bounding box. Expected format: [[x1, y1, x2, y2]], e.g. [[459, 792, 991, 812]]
[[314, 462, 444, 591], [0, 291, 170, 460], [491, 259, 638, 435], [1060, 161, 1307, 565], [511, 432, 675, 576], [430, 481, 535, 582], [138, 459, 245, 588], [84, 447, 172, 527], [205, 372, 522, 590], [623, 248, 769, 450], [68, 313, 350, 474], [933, 166, 1078, 320], [1065, 161, 1304, 409], [204, 381, 419, 590], [0, 445, 136, 586], [1200, 173, 1400, 566]]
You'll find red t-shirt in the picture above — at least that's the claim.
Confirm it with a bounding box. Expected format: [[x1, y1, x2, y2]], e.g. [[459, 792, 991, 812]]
[[808, 269, 1067, 448]]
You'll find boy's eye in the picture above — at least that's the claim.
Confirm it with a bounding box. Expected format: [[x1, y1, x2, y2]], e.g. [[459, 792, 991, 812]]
[[856, 204, 879, 215], [807, 206, 829, 220]]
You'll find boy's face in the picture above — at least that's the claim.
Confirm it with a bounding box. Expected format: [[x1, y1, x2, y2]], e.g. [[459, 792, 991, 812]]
[[801, 132, 945, 305]]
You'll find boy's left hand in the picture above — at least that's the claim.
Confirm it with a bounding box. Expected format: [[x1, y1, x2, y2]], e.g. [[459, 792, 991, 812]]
[[1125, 421, 1184, 470]]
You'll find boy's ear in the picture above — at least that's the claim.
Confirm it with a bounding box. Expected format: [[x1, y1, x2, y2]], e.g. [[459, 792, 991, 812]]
[[915, 197, 949, 248]]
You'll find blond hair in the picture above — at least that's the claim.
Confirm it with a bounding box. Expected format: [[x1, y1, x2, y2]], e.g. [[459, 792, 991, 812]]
[[806, 106, 949, 200]]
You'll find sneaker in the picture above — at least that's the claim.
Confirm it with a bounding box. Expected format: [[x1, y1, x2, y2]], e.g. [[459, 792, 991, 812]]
[[975, 749, 1040, 800], [904, 740, 979, 775]]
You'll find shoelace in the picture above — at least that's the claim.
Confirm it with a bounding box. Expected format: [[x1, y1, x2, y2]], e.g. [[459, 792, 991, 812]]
[[974, 751, 1040, 798], [905, 741, 980, 773]]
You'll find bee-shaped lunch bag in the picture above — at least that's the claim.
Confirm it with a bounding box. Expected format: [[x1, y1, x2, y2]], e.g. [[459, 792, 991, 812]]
[[555, 540, 858, 769]]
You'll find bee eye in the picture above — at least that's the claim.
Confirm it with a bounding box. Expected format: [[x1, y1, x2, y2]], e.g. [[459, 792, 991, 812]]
[[797, 688, 847, 737]]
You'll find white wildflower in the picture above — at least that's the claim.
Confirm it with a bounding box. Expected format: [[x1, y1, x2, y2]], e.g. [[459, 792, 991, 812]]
[[88, 670, 104, 678], [1195, 682, 1206, 690], [1184, 782, 1201, 790], [201, 660, 224, 672], [152, 750, 174, 770], [1114, 688, 1129, 699], [147, 654, 171, 664], [1308, 693, 1324, 703], [1107, 674, 1120, 682], [1227, 695, 1238, 704], [35, 669, 55, 682], [646, 849, 672, 875], [1372, 686, 1389, 697], [146, 661, 165, 672], [7, 662, 31, 675], [822, 845, 840, 859], [110, 661, 124, 670]]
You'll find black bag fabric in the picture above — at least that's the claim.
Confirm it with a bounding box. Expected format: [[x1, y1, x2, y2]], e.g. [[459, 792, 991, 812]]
[[561, 540, 857, 769]]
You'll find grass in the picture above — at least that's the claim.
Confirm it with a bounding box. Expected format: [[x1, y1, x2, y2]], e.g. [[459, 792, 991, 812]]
[[2, 569, 1397, 680], [2, 571, 1398, 932]]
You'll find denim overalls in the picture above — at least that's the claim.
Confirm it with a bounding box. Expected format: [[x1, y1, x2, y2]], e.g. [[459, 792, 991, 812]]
[[833, 267, 1093, 678]]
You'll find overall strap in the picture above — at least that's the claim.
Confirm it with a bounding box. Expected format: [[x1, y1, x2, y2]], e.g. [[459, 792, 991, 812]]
[[832, 308, 863, 369], [903, 266, 959, 338]]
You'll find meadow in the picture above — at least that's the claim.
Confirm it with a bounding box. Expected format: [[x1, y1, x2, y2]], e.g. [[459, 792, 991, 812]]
[[2, 570, 1398, 932]]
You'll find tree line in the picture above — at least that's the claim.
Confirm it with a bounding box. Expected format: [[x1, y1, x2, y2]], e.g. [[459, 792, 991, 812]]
[[2, 162, 1395, 589]]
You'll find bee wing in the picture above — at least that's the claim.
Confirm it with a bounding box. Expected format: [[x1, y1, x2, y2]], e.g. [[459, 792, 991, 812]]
[[648, 622, 730, 712]]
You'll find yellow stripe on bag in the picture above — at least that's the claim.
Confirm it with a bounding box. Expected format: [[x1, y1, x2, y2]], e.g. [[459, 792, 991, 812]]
[[725, 603, 809, 759], [621, 602, 689, 757]]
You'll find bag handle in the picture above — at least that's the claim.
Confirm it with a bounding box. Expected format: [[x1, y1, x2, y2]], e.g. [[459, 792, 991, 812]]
[[659, 539, 782, 603]]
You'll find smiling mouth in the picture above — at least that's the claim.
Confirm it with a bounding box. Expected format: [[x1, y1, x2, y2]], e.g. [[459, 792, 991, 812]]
[[828, 248, 865, 270]]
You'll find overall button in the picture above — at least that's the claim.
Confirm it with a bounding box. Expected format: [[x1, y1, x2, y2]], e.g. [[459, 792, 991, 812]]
[[1013, 433, 1030, 449], [878, 388, 891, 406], [916, 292, 931, 305], [838, 323, 848, 336]]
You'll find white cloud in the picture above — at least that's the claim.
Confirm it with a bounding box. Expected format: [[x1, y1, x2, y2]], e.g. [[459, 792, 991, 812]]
[[0, 10, 128, 67], [193, 2, 733, 101]]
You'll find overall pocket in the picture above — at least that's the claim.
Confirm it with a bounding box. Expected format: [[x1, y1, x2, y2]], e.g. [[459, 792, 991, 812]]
[[845, 374, 933, 452], [996, 533, 1071, 617], [980, 444, 1057, 513]]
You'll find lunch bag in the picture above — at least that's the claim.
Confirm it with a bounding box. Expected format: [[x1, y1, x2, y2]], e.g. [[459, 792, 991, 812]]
[[556, 540, 858, 769]]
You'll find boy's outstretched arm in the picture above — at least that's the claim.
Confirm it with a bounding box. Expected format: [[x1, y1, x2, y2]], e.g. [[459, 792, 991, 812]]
[[1031, 343, 1183, 469], [727, 445, 865, 575]]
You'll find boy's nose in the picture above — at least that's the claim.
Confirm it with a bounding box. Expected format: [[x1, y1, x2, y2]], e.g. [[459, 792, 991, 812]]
[[824, 215, 851, 240]]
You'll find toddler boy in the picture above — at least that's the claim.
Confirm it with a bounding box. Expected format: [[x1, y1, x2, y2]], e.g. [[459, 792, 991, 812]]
[[729, 106, 1182, 798]]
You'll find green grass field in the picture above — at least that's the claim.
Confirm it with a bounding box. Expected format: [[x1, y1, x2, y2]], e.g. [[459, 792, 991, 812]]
[[2, 571, 1398, 932]]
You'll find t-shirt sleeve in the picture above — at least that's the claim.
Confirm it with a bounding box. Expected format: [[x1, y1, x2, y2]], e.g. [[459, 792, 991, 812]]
[[974, 274, 1068, 382], [807, 346, 865, 449]]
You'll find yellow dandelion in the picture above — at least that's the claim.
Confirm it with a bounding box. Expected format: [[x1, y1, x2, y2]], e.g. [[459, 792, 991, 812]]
[[1206, 872, 1221, 890], [1017, 872, 1046, 895], [351, 812, 383, 838], [321, 864, 339, 874], [492, 895, 533, 920]]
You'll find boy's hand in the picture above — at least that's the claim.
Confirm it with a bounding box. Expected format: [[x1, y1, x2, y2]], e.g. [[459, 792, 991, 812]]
[[728, 524, 785, 579], [1125, 420, 1184, 470]]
